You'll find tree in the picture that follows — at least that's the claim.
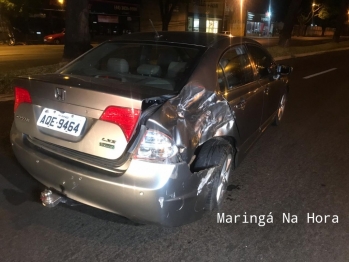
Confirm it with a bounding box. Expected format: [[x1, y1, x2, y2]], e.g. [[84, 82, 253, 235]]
[[333, 0, 349, 42], [0, 0, 14, 16], [0, 0, 43, 17], [296, 4, 323, 36], [63, 0, 92, 60], [159, 0, 180, 31], [318, 4, 336, 36], [278, 0, 303, 47]]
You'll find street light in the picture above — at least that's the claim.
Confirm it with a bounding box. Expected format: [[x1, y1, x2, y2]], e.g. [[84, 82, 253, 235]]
[[266, 11, 271, 36], [58, 0, 64, 4], [312, 3, 316, 26]]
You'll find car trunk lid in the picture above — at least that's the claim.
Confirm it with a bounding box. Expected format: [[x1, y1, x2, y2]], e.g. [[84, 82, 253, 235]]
[[13, 74, 171, 161]]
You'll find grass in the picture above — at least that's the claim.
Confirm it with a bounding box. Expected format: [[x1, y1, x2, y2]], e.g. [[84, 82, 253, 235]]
[[1, 39, 349, 95], [268, 40, 349, 59], [0, 63, 64, 95]]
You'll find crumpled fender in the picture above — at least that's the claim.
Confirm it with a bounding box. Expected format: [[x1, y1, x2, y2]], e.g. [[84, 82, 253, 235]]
[[147, 81, 236, 163]]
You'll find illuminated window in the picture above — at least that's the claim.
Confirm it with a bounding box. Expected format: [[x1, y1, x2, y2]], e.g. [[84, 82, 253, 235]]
[[206, 19, 218, 33], [193, 19, 199, 32]]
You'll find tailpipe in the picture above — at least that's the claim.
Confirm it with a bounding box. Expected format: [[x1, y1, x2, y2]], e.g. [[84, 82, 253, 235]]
[[40, 189, 64, 208]]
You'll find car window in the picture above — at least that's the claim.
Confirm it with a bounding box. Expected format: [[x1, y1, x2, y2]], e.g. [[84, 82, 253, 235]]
[[246, 45, 275, 78], [218, 45, 254, 91], [60, 42, 203, 91]]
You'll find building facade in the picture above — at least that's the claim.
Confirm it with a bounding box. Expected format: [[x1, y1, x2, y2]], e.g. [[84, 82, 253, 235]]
[[140, 0, 247, 36], [26, 0, 248, 37], [89, 0, 140, 35]]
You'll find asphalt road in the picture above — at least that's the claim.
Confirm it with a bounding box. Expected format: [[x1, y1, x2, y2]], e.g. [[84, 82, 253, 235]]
[[0, 36, 342, 73], [0, 45, 64, 72], [1, 50, 349, 261]]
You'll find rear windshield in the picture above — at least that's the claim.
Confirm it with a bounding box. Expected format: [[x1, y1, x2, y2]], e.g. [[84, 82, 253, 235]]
[[59, 42, 203, 91]]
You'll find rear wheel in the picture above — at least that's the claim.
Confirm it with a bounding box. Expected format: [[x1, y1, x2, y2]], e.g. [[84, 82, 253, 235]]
[[54, 39, 60, 45], [274, 93, 287, 126]]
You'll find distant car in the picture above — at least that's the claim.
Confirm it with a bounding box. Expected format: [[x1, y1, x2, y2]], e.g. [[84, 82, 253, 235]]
[[11, 32, 292, 226], [8, 27, 43, 45], [44, 29, 65, 44]]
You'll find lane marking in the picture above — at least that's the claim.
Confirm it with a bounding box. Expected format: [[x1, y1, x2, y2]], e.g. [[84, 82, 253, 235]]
[[303, 68, 337, 79]]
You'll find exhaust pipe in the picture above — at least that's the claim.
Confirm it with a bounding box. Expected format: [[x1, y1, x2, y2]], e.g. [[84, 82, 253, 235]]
[[40, 189, 64, 208]]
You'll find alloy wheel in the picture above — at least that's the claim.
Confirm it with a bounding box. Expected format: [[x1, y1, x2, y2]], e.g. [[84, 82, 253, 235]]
[[216, 153, 232, 205], [277, 94, 286, 121]]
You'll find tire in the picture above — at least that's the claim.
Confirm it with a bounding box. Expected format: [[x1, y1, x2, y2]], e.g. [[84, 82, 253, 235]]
[[191, 139, 234, 211], [54, 39, 60, 45], [205, 149, 233, 211], [191, 138, 234, 172], [273, 92, 287, 126]]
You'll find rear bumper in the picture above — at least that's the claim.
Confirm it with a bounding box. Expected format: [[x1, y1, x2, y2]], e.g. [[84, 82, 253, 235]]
[[10, 123, 206, 226]]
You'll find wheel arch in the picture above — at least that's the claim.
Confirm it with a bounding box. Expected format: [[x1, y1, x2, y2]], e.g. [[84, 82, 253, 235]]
[[190, 136, 237, 173]]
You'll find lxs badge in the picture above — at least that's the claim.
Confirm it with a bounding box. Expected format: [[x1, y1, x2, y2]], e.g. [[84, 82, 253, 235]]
[[99, 143, 115, 149], [99, 138, 116, 149]]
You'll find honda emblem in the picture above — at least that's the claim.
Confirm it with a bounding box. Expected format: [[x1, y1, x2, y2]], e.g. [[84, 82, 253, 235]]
[[55, 88, 66, 101]]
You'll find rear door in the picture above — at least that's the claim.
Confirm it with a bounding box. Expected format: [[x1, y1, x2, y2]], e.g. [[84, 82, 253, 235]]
[[246, 44, 283, 127], [219, 45, 264, 146]]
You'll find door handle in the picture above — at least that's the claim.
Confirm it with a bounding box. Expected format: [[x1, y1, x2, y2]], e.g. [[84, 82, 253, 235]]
[[235, 99, 246, 110]]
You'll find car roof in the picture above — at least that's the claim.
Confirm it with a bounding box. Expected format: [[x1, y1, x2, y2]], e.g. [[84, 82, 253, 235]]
[[111, 31, 259, 48]]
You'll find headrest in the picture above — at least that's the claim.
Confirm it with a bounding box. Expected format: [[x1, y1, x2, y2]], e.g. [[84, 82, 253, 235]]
[[107, 58, 129, 73], [137, 64, 161, 76], [157, 51, 178, 67], [167, 62, 187, 78]]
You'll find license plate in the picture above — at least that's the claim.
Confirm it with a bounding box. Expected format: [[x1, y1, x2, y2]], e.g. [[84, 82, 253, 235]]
[[37, 108, 86, 137]]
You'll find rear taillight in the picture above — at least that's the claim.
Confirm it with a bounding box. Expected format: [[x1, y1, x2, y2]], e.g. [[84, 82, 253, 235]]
[[14, 87, 32, 112], [99, 106, 140, 141], [132, 129, 178, 163]]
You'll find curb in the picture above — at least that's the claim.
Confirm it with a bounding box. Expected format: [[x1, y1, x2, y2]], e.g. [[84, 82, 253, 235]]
[[0, 94, 14, 102], [274, 46, 349, 61]]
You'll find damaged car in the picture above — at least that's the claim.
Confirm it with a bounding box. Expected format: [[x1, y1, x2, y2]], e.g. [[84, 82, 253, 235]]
[[10, 32, 292, 226]]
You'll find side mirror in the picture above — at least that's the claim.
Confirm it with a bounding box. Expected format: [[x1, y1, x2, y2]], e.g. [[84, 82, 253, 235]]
[[277, 65, 293, 75]]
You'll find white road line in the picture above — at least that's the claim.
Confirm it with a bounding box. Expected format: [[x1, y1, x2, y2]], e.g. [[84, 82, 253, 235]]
[[303, 68, 337, 79]]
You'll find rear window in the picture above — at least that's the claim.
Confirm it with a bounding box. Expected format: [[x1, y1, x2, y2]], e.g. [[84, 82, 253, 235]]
[[60, 42, 203, 91]]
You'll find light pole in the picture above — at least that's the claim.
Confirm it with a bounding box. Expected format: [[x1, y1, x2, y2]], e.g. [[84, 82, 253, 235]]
[[312, 3, 316, 26], [266, 11, 271, 36]]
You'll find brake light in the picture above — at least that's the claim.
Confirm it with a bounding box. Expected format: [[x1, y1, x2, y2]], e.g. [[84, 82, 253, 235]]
[[132, 129, 178, 163], [14, 87, 32, 112], [99, 106, 140, 141]]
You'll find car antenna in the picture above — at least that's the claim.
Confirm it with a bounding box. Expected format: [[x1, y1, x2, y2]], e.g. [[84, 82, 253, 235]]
[[149, 19, 162, 39]]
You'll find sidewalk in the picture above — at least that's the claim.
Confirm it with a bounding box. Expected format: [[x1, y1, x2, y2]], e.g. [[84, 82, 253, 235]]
[[0, 94, 14, 102]]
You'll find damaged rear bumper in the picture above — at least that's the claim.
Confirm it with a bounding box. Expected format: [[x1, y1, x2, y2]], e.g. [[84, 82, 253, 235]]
[[10, 124, 210, 226]]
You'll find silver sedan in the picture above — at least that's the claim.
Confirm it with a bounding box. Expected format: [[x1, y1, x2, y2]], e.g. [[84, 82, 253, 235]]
[[10, 32, 292, 226]]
